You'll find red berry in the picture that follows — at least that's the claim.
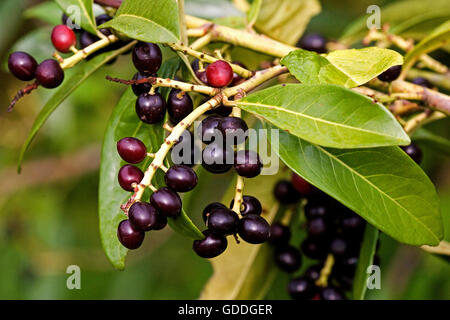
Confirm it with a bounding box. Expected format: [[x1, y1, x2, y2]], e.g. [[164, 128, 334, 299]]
[[206, 60, 233, 88], [117, 137, 147, 164], [51, 25, 77, 53], [291, 173, 312, 195]]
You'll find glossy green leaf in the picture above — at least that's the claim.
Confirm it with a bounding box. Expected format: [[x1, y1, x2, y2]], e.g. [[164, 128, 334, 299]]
[[281, 48, 403, 88], [254, 0, 321, 45], [353, 225, 379, 300], [412, 128, 450, 156], [55, 0, 97, 35], [268, 129, 443, 246], [0, 0, 25, 54], [18, 42, 135, 172], [24, 1, 62, 26], [238, 84, 410, 149], [100, 0, 180, 43], [403, 20, 450, 72], [247, 0, 262, 27]]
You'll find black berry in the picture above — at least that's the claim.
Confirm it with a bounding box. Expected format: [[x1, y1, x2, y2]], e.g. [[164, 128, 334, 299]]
[[117, 137, 147, 164], [274, 245, 302, 273], [206, 60, 233, 88], [298, 33, 327, 53], [230, 195, 262, 216], [307, 217, 330, 237], [340, 213, 365, 235], [128, 201, 160, 231], [150, 187, 182, 217], [135, 93, 166, 124], [234, 150, 263, 178], [206, 207, 239, 235], [218, 117, 248, 145], [273, 180, 301, 204], [167, 89, 193, 124], [320, 286, 346, 300], [199, 116, 223, 144], [117, 219, 145, 249], [288, 277, 316, 300], [411, 77, 432, 88], [132, 72, 155, 96], [378, 65, 402, 82], [203, 202, 227, 223], [304, 264, 322, 282], [8, 52, 38, 81], [301, 237, 329, 260], [330, 237, 349, 257], [400, 143, 423, 164], [202, 143, 233, 174], [132, 42, 162, 74], [95, 14, 112, 36], [304, 202, 328, 220], [164, 165, 198, 192], [191, 59, 208, 84], [212, 105, 233, 117], [269, 222, 291, 245], [80, 31, 97, 49], [238, 214, 271, 244], [172, 130, 197, 167], [193, 230, 227, 258], [35, 59, 64, 88], [118, 164, 144, 191]]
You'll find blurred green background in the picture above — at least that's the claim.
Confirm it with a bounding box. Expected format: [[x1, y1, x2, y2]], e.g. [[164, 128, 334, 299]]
[[0, 0, 448, 299]]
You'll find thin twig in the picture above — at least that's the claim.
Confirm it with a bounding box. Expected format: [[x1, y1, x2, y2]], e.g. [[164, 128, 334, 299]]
[[8, 82, 39, 112]]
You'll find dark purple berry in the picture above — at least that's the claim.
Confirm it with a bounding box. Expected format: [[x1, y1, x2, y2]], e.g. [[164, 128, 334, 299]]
[[269, 222, 291, 245], [95, 14, 112, 36], [199, 116, 223, 144], [330, 237, 349, 257], [128, 201, 160, 231], [230, 61, 246, 86], [191, 59, 208, 84], [378, 65, 402, 82], [340, 213, 365, 235], [400, 142, 423, 164], [117, 137, 147, 164], [80, 31, 98, 49], [218, 116, 248, 145], [132, 42, 162, 74], [238, 214, 270, 244], [35, 59, 64, 88], [172, 130, 197, 167], [230, 195, 262, 216], [118, 165, 144, 192], [167, 89, 193, 124], [334, 256, 358, 276], [234, 150, 263, 178], [273, 180, 301, 204], [298, 33, 327, 53], [213, 105, 233, 117], [117, 220, 145, 249], [150, 187, 182, 217], [307, 217, 330, 237], [304, 202, 328, 220], [193, 230, 227, 258], [274, 245, 302, 273], [202, 202, 227, 223], [164, 165, 198, 192], [304, 264, 322, 282], [411, 77, 432, 88], [301, 237, 329, 260], [8, 52, 38, 81], [132, 72, 155, 96], [202, 143, 233, 174], [320, 286, 346, 300], [135, 93, 166, 124], [288, 277, 316, 300], [206, 207, 239, 235]]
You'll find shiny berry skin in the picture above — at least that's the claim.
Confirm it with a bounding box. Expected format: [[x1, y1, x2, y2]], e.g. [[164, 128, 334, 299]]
[[202, 143, 233, 174], [238, 214, 271, 244], [274, 245, 302, 273], [214, 105, 233, 117], [412, 77, 432, 88], [132, 72, 155, 96], [51, 25, 77, 53], [378, 65, 402, 82], [307, 217, 330, 237], [135, 93, 166, 124], [291, 173, 312, 195], [132, 42, 162, 74], [330, 238, 349, 257], [150, 187, 182, 217], [288, 277, 316, 300], [164, 165, 198, 192], [301, 237, 329, 260], [218, 117, 248, 145], [320, 286, 346, 300], [172, 130, 197, 167], [202, 202, 227, 223], [191, 59, 208, 84], [118, 165, 144, 191], [117, 137, 147, 164], [207, 207, 239, 235], [8, 52, 38, 81], [167, 89, 193, 124], [298, 33, 327, 53], [269, 222, 291, 245], [128, 202, 160, 231], [400, 143, 423, 164], [273, 180, 301, 204], [35, 59, 65, 88], [234, 150, 263, 178], [95, 14, 112, 36], [340, 213, 365, 234], [230, 195, 262, 216], [117, 220, 145, 249], [206, 60, 233, 88], [304, 202, 328, 220], [304, 264, 322, 282], [152, 214, 168, 231], [80, 31, 98, 49], [193, 230, 227, 258], [199, 116, 222, 144]]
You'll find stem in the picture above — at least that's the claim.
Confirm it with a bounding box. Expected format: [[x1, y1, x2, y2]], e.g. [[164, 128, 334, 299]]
[[421, 240, 450, 256], [8, 82, 39, 112], [231, 107, 245, 215], [315, 254, 335, 287], [177, 0, 188, 45], [406, 69, 450, 91], [403, 110, 446, 135], [190, 33, 212, 51]]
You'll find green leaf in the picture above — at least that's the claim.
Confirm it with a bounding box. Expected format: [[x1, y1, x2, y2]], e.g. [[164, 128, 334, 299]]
[[18, 42, 135, 172], [412, 128, 450, 156], [238, 84, 410, 149], [24, 1, 62, 26], [281, 48, 403, 88], [352, 225, 379, 300], [247, 0, 262, 27], [403, 20, 450, 72], [55, 0, 97, 35], [268, 129, 443, 246], [254, 0, 321, 45], [0, 0, 25, 54], [100, 0, 180, 43]]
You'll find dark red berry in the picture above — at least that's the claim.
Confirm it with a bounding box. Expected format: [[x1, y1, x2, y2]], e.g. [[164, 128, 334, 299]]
[[298, 33, 327, 53], [117, 137, 147, 164], [167, 89, 193, 124], [218, 117, 248, 145], [118, 164, 144, 191], [202, 202, 227, 223], [291, 173, 312, 195], [117, 220, 145, 249], [8, 52, 38, 81], [206, 60, 233, 88], [230, 195, 262, 216], [193, 230, 227, 258], [128, 201, 160, 231], [274, 245, 302, 273], [198, 116, 223, 144], [301, 237, 329, 260], [35, 59, 64, 88], [400, 143, 423, 164], [202, 143, 234, 174], [206, 207, 239, 235], [234, 150, 263, 178], [191, 59, 208, 84], [304, 202, 328, 220], [288, 277, 316, 300], [150, 187, 182, 217], [411, 77, 432, 88], [304, 264, 322, 282], [378, 65, 402, 82], [164, 165, 198, 192], [273, 180, 301, 204], [269, 222, 291, 246], [132, 42, 162, 74], [320, 286, 346, 300], [307, 217, 330, 237], [135, 93, 166, 124], [132, 72, 155, 96], [51, 25, 77, 53], [238, 214, 270, 244], [152, 214, 168, 231]]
